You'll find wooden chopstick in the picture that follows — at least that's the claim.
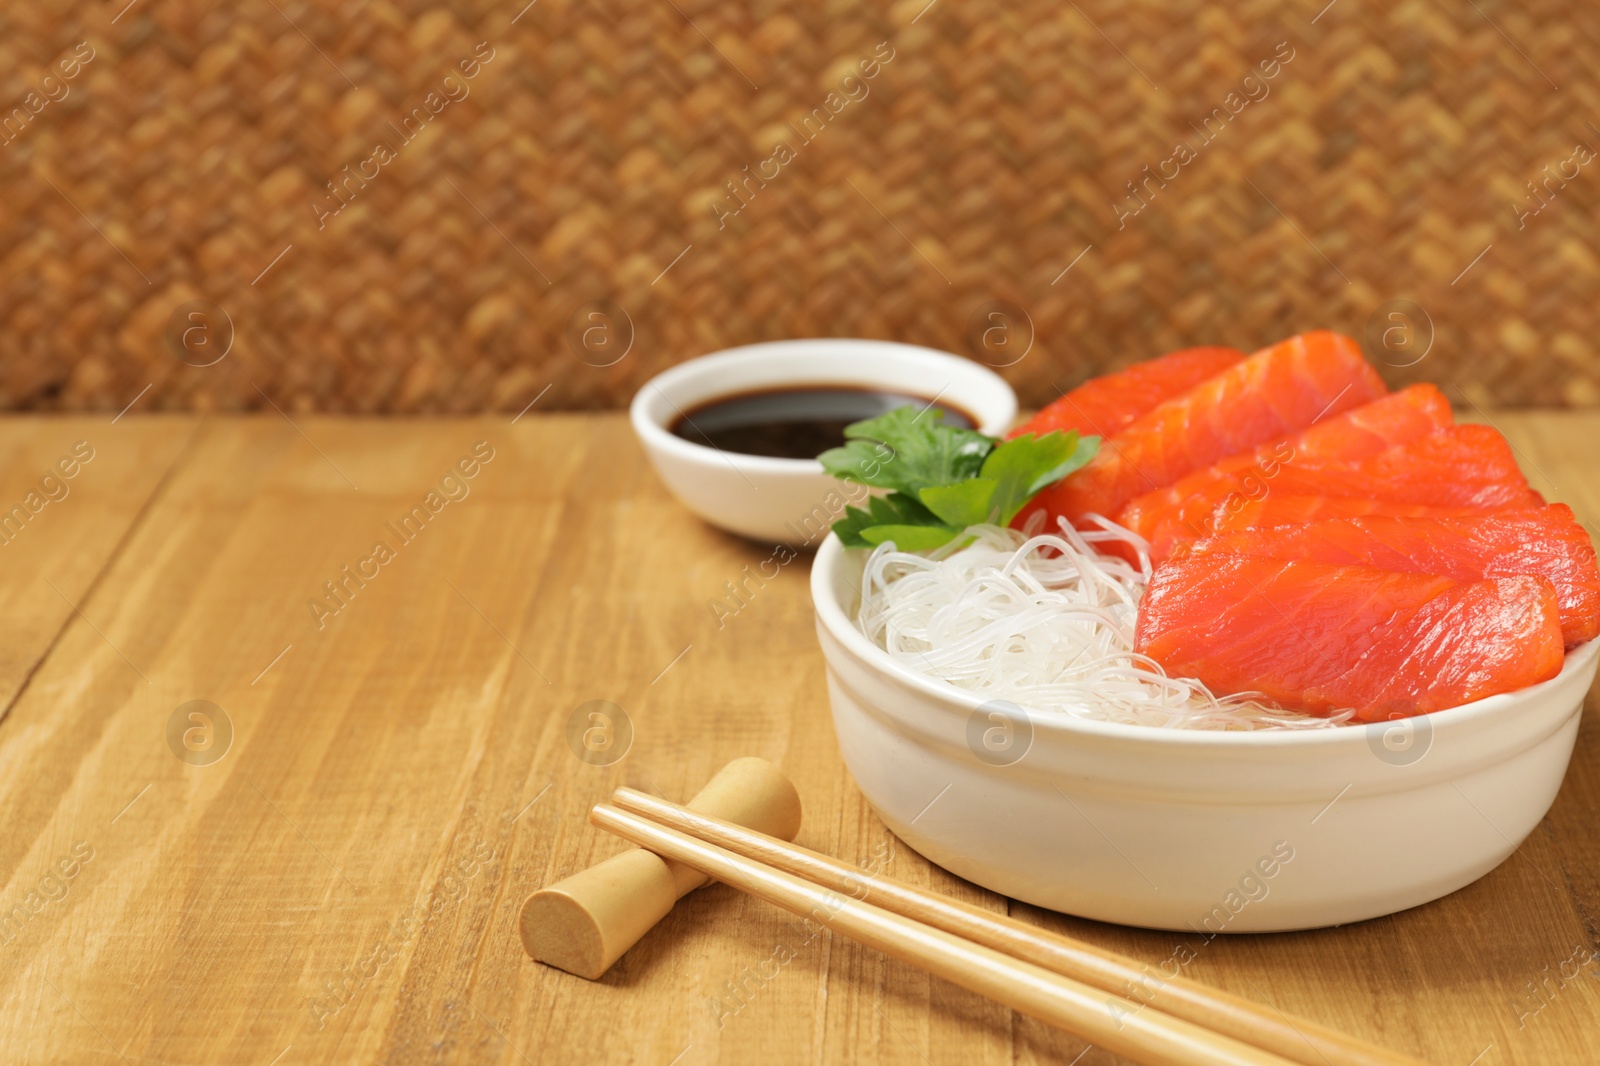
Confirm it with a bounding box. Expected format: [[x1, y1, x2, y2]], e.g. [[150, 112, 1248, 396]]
[[591, 802, 1303, 1066], [608, 788, 1432, 1066]]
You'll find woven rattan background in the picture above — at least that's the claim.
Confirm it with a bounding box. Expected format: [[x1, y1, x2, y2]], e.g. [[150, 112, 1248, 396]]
[[2, 0, 1597, 413]]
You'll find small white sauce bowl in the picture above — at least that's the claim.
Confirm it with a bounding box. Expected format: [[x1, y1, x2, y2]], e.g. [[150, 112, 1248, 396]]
[[630, 340, 1017, 545], [811, 533, 1600, 931]]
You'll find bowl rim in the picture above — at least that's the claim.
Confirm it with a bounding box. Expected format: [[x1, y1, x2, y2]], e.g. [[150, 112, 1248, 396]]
[[810, 531, 1600, 749], [628, 339, 1018, 476]]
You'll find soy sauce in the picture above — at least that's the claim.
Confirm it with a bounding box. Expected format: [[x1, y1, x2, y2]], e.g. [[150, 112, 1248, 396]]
[[670, 385, 976, 460]]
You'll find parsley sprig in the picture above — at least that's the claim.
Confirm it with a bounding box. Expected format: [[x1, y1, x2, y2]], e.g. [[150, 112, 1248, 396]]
[[818, 407, 1098, 551]]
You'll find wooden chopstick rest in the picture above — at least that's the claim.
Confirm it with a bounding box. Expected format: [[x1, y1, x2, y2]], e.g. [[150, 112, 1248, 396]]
[[610, 788, 1431, 1066], [519, 757, 801, 979]]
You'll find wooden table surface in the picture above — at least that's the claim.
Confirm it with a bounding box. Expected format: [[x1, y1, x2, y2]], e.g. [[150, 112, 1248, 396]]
[[3, 411, 1600, 1066]]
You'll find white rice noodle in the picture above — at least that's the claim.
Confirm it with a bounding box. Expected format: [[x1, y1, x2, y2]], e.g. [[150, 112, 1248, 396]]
[[856, 515, 1353, 730]]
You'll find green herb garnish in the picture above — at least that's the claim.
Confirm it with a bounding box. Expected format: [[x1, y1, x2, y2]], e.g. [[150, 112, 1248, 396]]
[[818, 407, 1099, 550]]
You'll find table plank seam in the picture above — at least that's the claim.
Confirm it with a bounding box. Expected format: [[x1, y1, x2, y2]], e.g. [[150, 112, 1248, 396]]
[[0, 418, 203, 734]]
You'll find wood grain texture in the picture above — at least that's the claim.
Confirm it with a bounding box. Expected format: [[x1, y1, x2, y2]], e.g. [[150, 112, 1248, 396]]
[[0, 412, 1598, 1065]]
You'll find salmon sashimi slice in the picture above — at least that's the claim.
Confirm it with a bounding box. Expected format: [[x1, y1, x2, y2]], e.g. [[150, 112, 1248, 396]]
[[1213, 495, 1515, 532], [1016, 331, 1386, 531], [1134, 554, 1565, 720], [1187, 506, 1600, 646], [1314, 574, 1563, 720], [1007, 346, 1243, 441], [1117, 384, 1453, 559], [1202, 426, 1540, 530]]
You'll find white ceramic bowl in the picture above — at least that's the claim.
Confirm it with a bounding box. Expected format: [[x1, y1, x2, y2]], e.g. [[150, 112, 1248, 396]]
[[811, 533, 1600, 931], [630, 340, 1017, 545]]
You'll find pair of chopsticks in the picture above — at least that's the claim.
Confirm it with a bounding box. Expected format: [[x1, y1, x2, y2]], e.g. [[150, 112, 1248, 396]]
[[592, 790, 1432, 1066]]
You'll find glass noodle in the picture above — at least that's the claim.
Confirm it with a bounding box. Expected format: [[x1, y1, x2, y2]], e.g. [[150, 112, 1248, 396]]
[[856, 516, 1354, 730]]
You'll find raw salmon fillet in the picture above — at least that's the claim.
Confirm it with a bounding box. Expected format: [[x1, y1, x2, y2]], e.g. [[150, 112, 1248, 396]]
[[1118, 384, 1453, 559], [1205, 425, 1540, 518], [1213, 495, 1514, 532], [1135, 554, 1565, 720], [1016, 331, 1386, 530], [1007, 346, 1242, 441], [1188, 506, 1600, 646]]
